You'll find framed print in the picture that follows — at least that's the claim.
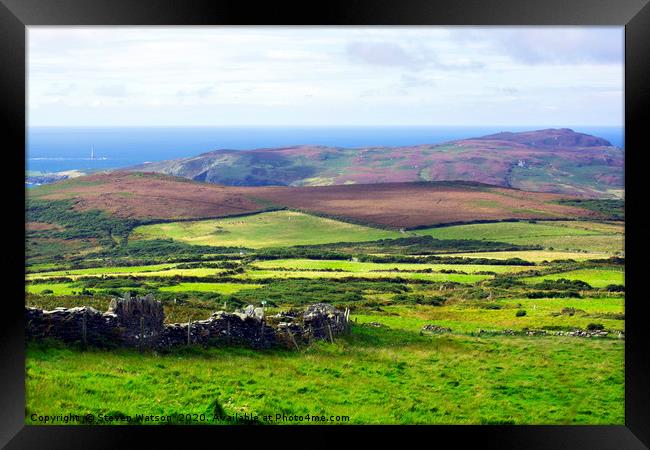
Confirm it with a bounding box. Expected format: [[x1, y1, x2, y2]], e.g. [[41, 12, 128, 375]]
[[1, 0, 649, 447]]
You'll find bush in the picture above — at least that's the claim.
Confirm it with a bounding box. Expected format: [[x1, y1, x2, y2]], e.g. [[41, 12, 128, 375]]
[[515, 310, 527, 317], [526, 291, 581, 299], [489, 277, 524, 288], [480, 303, 501, 310], [586, 323, 605, 331], [392, 294, 445, 306], [82, 278, 145, 289], [41, 289, 54, 295], [258, 235, 540, 260], [27, 199, 139, 241], [533, 278, 592, 291], [605, 284, 625, 292], [560, 307, 585, 316], [559, 199, 624, 220]]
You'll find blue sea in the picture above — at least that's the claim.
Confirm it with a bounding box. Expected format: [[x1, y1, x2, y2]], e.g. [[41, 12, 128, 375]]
[[26, 126, 624, 174]]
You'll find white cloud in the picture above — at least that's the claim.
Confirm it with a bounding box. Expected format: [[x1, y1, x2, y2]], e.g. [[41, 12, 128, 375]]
[[95, 84, 129, 97], [450, 27, 623, 65], [27, 26, 623, 127], [346, 41, 421, 68]]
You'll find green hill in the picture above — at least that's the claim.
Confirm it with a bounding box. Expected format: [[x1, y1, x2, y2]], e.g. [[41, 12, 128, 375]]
[[131, 128, 623, 198]]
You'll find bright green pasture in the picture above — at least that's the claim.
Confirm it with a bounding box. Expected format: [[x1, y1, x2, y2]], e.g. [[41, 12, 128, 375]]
[[239, 269, 490, 283], [438, 250, 610, 263], [27, 266, 226, 281], [522, 268, 625, 288], [414, 221, 624, 254], [159, 283, 262, 294], [26, 323, 624, 425], [551, 221, 623, 234], [131, 211, 400, 248], [26, 282, 80, 296], [26, 263, 177, 279], [253, 259, 537, 274], [362, 297, 624, 334]]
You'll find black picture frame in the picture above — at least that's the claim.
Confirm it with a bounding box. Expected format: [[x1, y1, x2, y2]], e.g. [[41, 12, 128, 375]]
[[2, 0, 648, 447]]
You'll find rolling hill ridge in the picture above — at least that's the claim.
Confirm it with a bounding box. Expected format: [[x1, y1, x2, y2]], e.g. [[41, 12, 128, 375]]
[[29, 172, 608, 228], [131, 128, 623, 198]]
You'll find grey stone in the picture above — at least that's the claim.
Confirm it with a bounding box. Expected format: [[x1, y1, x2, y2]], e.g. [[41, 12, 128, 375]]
[[27, 296, 350, 350]]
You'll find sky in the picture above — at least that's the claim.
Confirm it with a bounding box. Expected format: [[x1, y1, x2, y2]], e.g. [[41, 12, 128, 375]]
[[27, 26, 624, 127]]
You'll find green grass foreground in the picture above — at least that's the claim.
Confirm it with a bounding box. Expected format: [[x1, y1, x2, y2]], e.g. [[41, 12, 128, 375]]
[[25, 200, 625, 426], [26, 320, 623, 426]]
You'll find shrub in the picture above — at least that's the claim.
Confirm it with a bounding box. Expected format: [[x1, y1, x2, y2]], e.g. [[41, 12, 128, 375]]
[[527, 291, 581, 299], [489, 277, 524, 288], [482, 303, 502, 310], [562, 307, 575, 316], [559, 199, 624, 220], [83, 278, 144, 289], [515, 310, 527, 317], [586, 323, 605, 331], [101, 289, 124, 297], [392, 294, 445, 306], [41, 289, 54, 295], [534, 278, 592, 291], [27, 199, 139, 241], [605, 284, 625, 292]]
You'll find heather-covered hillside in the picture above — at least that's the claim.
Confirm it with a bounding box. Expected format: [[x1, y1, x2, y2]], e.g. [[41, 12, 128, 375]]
[[29, 172, 606, 228], [131, 129, 623, 198]]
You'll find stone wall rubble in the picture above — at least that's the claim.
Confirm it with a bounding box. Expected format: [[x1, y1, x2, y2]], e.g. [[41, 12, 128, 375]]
[[26, 295, 349, 350]]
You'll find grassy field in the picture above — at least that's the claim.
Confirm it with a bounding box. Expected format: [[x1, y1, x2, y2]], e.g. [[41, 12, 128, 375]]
[[415, 221, 624, 254], [26, 263, 178, 279], [26, 315, 624, 425], [26, 266, 492, 284], [238, 269, 491, 283], [158, 283, 262, 294], [26, 258, 539, 284], [436, 250, 611, 263], [361, 297, 624, 334], [131, 211, 400, 248], [26, 282, 82, 296], [522, 268, 625, 288], [24, 192, 626, 425], [252, 259, 538, 274], [27, 266, 228, 281]]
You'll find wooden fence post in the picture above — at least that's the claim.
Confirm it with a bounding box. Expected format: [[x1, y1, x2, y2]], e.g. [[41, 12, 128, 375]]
[[187, 320, 191, 345], [327, 323, 334, 344]]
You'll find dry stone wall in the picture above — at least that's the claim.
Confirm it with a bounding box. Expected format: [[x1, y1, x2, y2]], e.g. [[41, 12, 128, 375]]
[[26, 295, 349, 350]]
